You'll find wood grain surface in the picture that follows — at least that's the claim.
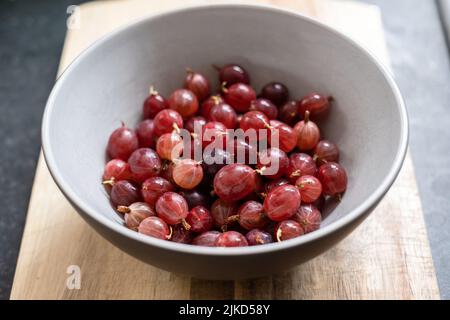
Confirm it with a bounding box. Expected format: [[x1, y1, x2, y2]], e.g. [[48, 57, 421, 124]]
[[10, 0, 440, 299]]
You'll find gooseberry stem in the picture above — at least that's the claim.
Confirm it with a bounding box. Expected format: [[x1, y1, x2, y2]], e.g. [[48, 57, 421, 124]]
[[290, 169, 301, 178], [221, 82, 228, 93], [304, 110, 310, 123], [102, 178, 115, 186], [276, 227, 283, 242], [149, 85, 158, 96], [166, 226, 173, 240], [212, 95, 221, 105], [117, 206, 130, 214], [226, 214, 240, 224], [181, 218, 191, 230], [172, 122, 181, 134]]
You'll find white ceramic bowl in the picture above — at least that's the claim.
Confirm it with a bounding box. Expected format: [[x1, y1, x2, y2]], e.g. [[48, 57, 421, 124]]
[[42, 4, 408, 279]]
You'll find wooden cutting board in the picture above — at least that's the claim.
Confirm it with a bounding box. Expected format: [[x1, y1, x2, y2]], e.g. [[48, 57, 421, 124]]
[[10, 0, 440, 299]]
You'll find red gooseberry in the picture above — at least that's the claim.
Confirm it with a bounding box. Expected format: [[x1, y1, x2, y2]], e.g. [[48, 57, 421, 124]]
[[141, 176, 174, 207], [168, 88, 199, 118], [317, 162, 348, 196], [215, 231, 248, 247], [293, 111, 320, 151], [213, 164, 257, 202], [184, 69, 210, 102], [153, 109, 183, 136], [143, 86, 168, 119], [275, 220, 304, 241], [107, 123, 139, 160], [223, 83, 256, 113], [128, 148, 162, 183], [263, 184, 301, 221], [155, 192, 190, 228], [292, 204, 322, 234], [138, 216, 171, 240], [295, 175, 322, 203]]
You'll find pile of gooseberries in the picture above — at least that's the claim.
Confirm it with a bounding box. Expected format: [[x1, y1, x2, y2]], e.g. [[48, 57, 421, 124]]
[[103, 64, 348, 247]]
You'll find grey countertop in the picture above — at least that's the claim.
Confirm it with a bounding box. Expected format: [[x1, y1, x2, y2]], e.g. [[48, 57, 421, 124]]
[[0, 0, 449, 299]]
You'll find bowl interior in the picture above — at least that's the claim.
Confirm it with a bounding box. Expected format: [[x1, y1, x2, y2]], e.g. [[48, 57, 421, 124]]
[[44, 6, 404, 246]]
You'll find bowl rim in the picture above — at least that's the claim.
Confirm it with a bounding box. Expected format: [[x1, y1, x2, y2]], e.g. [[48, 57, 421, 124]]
[[42, 3, 409, 256]]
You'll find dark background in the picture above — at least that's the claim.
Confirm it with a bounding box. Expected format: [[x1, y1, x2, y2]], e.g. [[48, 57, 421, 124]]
[[0, 0, 449, 299]]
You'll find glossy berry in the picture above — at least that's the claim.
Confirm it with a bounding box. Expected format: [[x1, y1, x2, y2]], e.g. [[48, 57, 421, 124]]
[[313, 140, 340, 166], [294, 111, 320, 151], [275, 220, 304, 241], [117, 202, 155, 231], [215, 231, 248, 247], [208, 102, 237, 129], [223, 83, 256, 113], [201, 95, 223, 118], [153, 109, 183, 136], [143, 87, 168, 119], [110, 180, 140, 206], [155, 192, 190, 228], [136, 119, 156, 148], [257, 147, 289, 180], [295, 175, 322, 203], [138, 216, 171, 240], [214, 164, 257, 202], [156, 132, 183, 161], [179, 189, 211, 209], [103, 159, 132, 183], [260, 82, 289, 107], [171, 224, 195, 244], [279, 100, 301, 126], [128, 148, 162, 183], [186, 206, 214, 233], [184, 69, 210, 102], [265, 178, 290, 194], [292, 204, 322, 234], [236, 201, 268, 230], [201, 121, 228, 149], [202, 147, 233, 183], [286, 153, 317, 183], [240, 111, 271, 140], [249, 98, 278, 119], [246, 229, 273, 245], [263, 184, 301, 221], [185, 116, 207, 133], [192, 231, 221, 247], [317, 162, 348, 196], [298, 93, 332, 120], [216, 64, 250, 86], [169, 89, 199, 118], [268, 120, 296, 153], [141, 176, 174, 207], [211, 199, 238, 231], [107, 123, 139, 160], [160, 161, 176, 185], [173, 159, 203, 189]]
